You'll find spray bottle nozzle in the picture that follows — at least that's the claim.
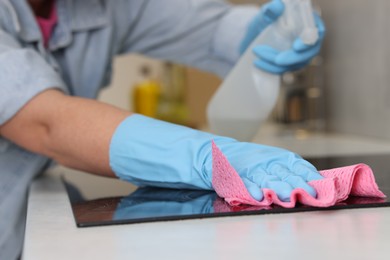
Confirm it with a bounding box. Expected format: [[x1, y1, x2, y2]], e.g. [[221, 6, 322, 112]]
[[281, 0, 319, 45]]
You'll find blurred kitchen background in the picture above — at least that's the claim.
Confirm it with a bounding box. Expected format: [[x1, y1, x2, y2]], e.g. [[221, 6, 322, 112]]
[[99, 0, 390, 140], [55, 0, 390, 199]]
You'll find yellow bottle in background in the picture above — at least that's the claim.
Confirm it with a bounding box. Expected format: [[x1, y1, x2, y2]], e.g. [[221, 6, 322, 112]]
[[132, 63, 193, 127], [132, 66, 161, 118], [157, 62, 190, 126]]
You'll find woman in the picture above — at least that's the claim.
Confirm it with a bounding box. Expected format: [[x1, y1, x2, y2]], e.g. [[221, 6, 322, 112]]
[[0, 0, 324, 259]]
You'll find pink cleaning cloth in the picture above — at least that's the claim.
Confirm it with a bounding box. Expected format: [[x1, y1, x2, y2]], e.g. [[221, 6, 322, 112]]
[[211, 141, 386, 208]]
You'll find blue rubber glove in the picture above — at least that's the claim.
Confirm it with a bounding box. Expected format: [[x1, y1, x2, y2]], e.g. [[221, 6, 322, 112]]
[[240, 0, 326, 74], [109, 115, 323, 202]]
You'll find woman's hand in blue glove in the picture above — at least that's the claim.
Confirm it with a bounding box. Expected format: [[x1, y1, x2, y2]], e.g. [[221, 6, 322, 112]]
[[240, 0, 326, 74], [253, 13, 325, 74], [110, 115, 323, 203], [215, 141, 323, 202]]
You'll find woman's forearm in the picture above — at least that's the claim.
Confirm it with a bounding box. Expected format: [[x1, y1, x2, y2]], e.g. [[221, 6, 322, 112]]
[[0, 89, 131, 177]]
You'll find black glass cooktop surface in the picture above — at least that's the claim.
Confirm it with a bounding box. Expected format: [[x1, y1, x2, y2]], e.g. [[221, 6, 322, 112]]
[[65, 154, 390, 227]]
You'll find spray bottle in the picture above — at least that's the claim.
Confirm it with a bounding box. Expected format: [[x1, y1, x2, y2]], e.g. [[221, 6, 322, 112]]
[[207, 0, 319, 141]]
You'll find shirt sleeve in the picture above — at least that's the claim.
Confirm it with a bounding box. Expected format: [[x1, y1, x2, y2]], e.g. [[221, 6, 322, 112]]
[[0, 29, 68, 126], [112, 0, 258, 78]]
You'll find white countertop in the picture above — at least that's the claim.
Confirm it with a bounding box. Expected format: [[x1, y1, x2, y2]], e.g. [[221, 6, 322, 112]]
[[23, 124, 390, 260], [253, 123, 390, 158]]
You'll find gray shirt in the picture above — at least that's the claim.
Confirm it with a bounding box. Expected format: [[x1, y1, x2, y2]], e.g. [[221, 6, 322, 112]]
[[0, 0, 257, 258]]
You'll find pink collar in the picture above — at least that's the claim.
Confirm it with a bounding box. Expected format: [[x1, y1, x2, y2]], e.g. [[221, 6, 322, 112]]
[[36, 2, 58, 48]]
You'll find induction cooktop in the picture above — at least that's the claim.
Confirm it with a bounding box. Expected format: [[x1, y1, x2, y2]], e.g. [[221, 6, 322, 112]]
[[65, 154, 390, 228]]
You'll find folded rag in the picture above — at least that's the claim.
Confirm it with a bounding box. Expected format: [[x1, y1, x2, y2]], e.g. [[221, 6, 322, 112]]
[[211, 141, 386, 208]]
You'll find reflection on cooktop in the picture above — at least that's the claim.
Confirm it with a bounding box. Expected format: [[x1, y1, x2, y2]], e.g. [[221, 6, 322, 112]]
[[69, 188, 217, 225], [65, 153, 390, 228]]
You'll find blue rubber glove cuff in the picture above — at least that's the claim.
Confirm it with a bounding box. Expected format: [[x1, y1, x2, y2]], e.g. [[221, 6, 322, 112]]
[[109, 114, 223, 190]]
